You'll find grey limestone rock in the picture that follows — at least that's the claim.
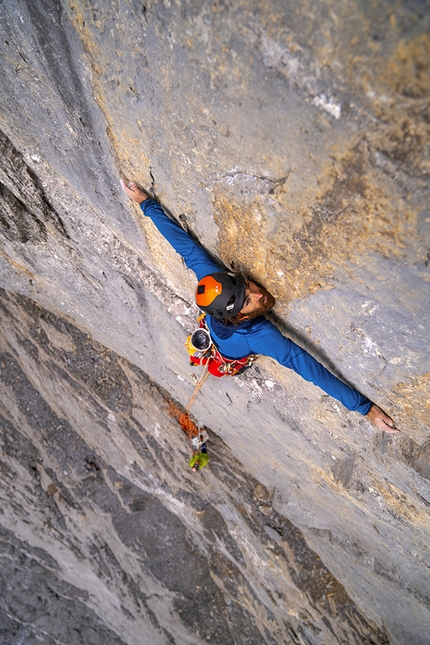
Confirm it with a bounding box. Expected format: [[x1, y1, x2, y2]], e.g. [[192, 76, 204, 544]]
[[1, 1, 429, 643]]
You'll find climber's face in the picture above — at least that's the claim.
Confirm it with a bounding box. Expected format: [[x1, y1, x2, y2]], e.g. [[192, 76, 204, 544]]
[[240, 280, 276, 316]]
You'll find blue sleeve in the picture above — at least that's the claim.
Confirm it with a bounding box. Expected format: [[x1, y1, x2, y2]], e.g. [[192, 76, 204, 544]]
[[247, 322, 372, 415], [140, 199, 221, 280]]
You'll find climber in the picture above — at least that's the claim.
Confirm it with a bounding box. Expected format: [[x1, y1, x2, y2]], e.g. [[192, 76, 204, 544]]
[[121, 179, 399, 434]]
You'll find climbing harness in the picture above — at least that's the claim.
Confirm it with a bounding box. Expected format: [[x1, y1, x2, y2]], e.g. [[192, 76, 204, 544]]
[[185, 314, 257, 378]]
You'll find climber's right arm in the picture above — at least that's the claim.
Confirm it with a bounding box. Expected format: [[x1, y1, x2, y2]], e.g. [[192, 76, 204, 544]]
[[122, 179, 220, 280]]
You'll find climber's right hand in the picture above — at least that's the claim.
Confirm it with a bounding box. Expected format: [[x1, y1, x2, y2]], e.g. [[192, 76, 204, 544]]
[[121, 178, 148, 205]]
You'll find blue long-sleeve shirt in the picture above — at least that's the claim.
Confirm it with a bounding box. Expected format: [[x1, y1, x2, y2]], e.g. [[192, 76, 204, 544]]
[[141, 199, 371, 414]]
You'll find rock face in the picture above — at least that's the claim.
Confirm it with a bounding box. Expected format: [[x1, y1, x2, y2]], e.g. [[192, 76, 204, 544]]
[[0, 1, 429, 644], [0, 290, 390, 645]]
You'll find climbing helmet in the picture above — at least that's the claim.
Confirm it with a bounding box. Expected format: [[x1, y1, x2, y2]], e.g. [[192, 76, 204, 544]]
[[195, 272, 246, 319]]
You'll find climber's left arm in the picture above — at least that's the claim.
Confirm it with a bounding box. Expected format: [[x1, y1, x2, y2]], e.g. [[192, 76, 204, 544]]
[[246, 320, 399, 431]]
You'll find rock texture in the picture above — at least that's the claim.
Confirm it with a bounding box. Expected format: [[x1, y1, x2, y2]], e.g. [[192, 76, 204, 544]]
[[0, 290, 390, 644], [0, 1, 429, 644]]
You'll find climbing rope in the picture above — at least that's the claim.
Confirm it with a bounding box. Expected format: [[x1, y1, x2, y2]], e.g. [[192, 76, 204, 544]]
[[166, 360, 210, 474], [167, 361, 210, 445], [185, 362, 210, 412]]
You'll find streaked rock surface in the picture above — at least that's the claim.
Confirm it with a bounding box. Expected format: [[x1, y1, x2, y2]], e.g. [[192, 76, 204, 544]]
[[0, 290, 389, 645], [0, 1, 429, 643]]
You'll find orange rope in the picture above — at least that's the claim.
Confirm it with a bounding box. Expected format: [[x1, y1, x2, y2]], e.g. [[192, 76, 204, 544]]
[[167, 401, 199, 439], [167, 361, 211, 443]]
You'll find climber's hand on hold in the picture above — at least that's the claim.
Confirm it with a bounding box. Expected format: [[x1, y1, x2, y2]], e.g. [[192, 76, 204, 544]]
[[367, 404, 400, 433], [121, 178, 148, 205]]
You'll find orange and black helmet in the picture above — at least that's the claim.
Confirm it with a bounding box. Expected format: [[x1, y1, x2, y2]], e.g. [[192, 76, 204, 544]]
[[195, 272, 246, 319]]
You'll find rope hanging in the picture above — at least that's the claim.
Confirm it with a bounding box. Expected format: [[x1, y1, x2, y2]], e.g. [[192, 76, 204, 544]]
[[186, 362, 210, 412], [167, 362, 210, 445]]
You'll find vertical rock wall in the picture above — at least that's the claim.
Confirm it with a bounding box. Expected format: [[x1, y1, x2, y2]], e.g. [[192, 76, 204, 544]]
[[1, 1, 429, 643], [1, 290, 390, 644]]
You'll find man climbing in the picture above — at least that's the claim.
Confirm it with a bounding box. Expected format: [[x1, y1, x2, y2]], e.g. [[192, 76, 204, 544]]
[[122, 179, 399, 434]]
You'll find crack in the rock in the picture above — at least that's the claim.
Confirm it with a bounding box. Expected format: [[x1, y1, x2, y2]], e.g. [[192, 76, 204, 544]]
[[149, 166, 157, 199]]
